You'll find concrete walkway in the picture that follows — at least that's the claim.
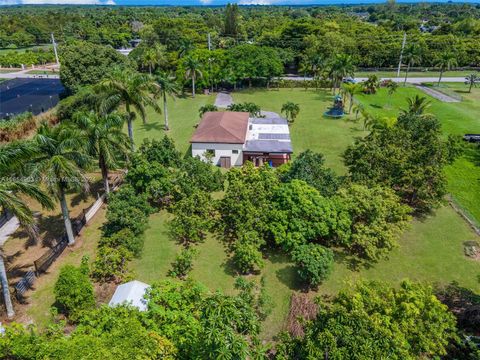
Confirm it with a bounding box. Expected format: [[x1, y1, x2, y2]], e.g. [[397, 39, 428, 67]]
[[282, 76, 466, 84], [214, 92, 233, 108], [415, 85, 460, 103], [0, 216, 19, 246]]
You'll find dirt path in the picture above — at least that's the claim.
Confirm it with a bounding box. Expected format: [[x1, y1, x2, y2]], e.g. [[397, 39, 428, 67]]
[[415, 85, 460, 103]]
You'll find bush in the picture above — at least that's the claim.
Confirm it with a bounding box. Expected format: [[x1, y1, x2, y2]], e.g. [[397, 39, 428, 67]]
[[227, 102, 261, 117], [138, 136, 181, 168], [103, 185, 151, 237], [92, 245, 133, 282], [168, 248, 198, 279], [232, 231, 265, 274], [54, 260, 95, 321], [99, 228, 144, 258], [291, 244, 334, 287], [0, 112, 36, 142]]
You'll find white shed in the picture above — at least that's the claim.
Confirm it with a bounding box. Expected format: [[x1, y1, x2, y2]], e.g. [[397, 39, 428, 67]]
[[108, 280, 150, 311]]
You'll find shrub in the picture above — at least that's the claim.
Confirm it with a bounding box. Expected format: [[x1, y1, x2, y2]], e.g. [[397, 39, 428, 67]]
[[168, 248, 198, 279], [232, 231, 265, 274], [291, 244, 334, 287], [103, 185, 151, 237], [168, 190, 216, 245], [92, 245, 133, 282], [99, 228, 144, 258], [138, 136, 181, 168], [227, 102, 261, 117], [0, 112, 36, 142], [54, 260, 95, 321]]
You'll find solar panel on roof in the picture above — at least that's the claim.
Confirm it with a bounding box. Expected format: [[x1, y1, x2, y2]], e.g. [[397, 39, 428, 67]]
[[258, 133, 290, 140]]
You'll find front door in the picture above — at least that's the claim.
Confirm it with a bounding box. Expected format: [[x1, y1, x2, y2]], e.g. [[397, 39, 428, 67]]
[[220, 156, 231, 168]]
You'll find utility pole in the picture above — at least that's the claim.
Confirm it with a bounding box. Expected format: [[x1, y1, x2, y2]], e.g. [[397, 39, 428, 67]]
[[51, 33, 60, 66], [207, 33, 212, 51], [397, 32, 406, 77]]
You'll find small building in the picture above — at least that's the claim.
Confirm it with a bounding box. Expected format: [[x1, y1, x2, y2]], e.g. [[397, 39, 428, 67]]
[[108, 280, 150, 311], [190, 111, 293, 168]]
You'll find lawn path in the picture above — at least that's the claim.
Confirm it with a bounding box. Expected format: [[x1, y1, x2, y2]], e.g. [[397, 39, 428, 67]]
[[214, 92, 233, 108], [415, 85, 460, 102]]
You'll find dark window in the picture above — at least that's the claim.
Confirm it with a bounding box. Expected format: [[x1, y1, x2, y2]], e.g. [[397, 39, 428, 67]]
[[206, 149, 215, 156], [232, 150, 239, 154]]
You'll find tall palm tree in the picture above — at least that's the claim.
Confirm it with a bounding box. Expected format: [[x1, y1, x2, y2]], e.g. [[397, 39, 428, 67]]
[[435, 51, 458, 87], [141, 44, 166, 75], [70, 111, 130, 195], [465, 73, 480, 93], [340, 83, 361, 114], [28, 123, 91, 245], [329, 54, 355, 94], [155, 72, 180, 131], [352, 102, 364, 122], [97, 68, 160, 149], [184, 56, 203, 98], [281, 102, 300, 125], [403, 44, 422, 86], [401, 95, 431, 116], [0, 141, 54, 318]]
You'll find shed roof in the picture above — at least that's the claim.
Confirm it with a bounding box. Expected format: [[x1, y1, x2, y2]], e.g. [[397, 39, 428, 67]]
[[190, 112, 249, 144], [109, 280, 150, 311]]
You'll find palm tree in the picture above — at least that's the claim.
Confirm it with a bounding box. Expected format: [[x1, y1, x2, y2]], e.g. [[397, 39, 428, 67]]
[[352, 102, 364, 122], [184, 56, 203, 98], [281, 102, 300, 125], [465, 73, 480, 93], [97, 68, 160, 149], [403, 44, 422, 86], [155, 72, 180, 131], [70, 111, 130, 195], [401, 95, 431, 116], [435, 51, 458, 87], [329, 54, 355, 94], [141, 44, 166, 75], [0, 142, 54, 318], [340, 83, 360, 114], [28, 123, 91, 245], [385, 80, 399, 108], [199, 104, 218, 118]]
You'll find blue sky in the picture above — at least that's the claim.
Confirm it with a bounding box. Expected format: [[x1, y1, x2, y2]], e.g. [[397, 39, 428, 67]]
[[1, 0, 479, 5]]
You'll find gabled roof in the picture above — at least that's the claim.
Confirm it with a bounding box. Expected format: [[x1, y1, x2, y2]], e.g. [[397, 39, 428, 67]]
[[109, 280, 150, 311], [190, 111, 249, 144]]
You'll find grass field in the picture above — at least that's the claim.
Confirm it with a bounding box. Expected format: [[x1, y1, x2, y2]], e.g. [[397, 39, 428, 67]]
[[126, 88, 480, 340]]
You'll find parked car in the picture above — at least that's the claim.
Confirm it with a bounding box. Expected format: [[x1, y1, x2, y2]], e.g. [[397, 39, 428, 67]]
[[463, 134, 480, 143], [342, 77, 357, 84]]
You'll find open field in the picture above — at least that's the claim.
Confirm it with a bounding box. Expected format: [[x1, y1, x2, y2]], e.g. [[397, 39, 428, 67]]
[[126, 88, 480, 340]]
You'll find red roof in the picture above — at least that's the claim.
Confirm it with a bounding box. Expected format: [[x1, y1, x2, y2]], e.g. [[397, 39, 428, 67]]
[[190, 111, 249, 144]]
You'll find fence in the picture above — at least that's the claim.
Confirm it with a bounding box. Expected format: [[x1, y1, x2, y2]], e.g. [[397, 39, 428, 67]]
[[14, 270, 36, 301], [15, 173, 125, 292]]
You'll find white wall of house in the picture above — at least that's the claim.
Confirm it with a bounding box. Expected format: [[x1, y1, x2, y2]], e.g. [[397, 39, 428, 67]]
[[191, 142, 244, 167]]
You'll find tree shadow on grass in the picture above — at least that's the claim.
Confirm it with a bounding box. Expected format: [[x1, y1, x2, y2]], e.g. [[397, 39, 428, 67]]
[[138, 121, 164, 134], [37, 214, 65, 248], [266, 251, 304, 291], [463, 144, 480, 167], [69, 179, 103, 208]]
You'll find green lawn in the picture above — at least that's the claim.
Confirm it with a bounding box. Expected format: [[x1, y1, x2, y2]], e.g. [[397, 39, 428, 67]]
[[129, 88, 480, 340], [0, 44, 52, 55], [357, 85, 480, 225], [26, 69, 56, 75]]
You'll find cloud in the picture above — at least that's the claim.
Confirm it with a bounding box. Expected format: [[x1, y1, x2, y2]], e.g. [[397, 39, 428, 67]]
[[199, 0, 213, 4], [0, 0, 115, 5], [238, 0, 274, 4]]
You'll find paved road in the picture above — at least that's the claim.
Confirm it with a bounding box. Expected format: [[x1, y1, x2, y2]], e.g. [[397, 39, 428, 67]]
[[283, 76, 466, 84]]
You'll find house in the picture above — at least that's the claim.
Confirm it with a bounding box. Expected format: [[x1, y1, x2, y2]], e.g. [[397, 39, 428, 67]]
[[190, 111, 293, 168], [109, 280, 150, 311]]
